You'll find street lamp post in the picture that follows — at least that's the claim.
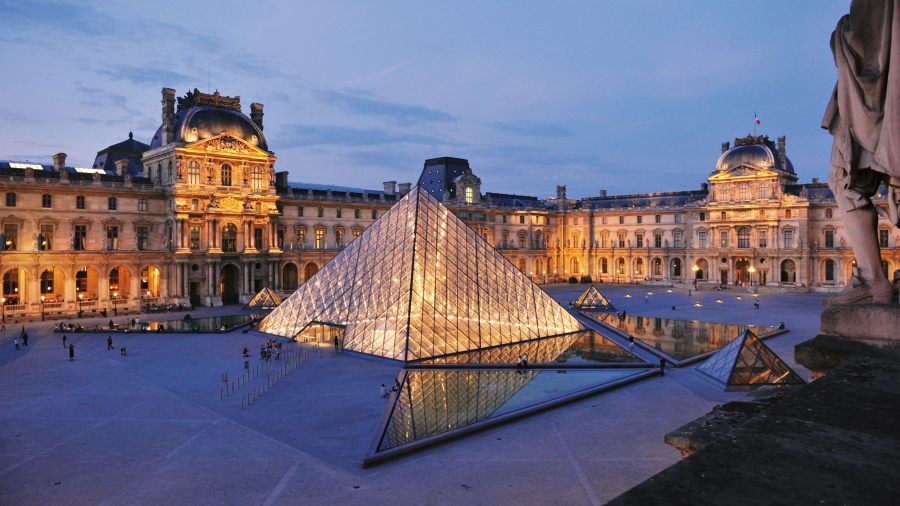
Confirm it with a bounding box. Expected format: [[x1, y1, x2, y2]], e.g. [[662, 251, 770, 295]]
[[146, 290, 152, 313], [40, 295, 45, 321], [748, 266, 756, 287], [78, 293, 84, 319], [1, 297, 5, 323], [112, 291, 118, 316]]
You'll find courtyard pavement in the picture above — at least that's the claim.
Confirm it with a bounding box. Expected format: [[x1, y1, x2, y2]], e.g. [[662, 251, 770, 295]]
[[0, 285, 826, 505]]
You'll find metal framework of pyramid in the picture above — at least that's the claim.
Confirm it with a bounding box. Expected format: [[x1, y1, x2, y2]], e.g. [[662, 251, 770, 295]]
[[696, 330, 805, 390], [571, 286, 615, 311], [258, 186, 583, 361], [243, 287, 283, 311]]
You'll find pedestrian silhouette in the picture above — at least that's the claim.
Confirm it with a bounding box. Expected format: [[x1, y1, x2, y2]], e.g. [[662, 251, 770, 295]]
[[107, 336, 113, 350], [62, 333, 67, 348], [14, 337, 20, 350], [69, 344, 75, 361]]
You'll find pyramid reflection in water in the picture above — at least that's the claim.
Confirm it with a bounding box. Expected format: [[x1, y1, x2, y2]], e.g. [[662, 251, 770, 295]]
[[696, 330, 805, 390], [259, 186, 583, 361]]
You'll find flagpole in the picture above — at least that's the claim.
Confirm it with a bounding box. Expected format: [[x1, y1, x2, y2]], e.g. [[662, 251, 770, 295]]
[[754, 111, 757, 136]]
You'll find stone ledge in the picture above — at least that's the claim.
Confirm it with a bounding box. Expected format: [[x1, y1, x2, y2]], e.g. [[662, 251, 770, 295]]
[[821, 303, 900, 341]]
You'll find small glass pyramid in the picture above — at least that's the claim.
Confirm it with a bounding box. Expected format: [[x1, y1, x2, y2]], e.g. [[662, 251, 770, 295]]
[[258, 186, 584, 361], [571, 286, 615, 310], [696, 330, 805, 390], [243, 287, 283, 311]]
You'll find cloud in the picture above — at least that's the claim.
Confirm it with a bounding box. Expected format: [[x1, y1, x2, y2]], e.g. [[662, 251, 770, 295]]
[[319, 89, 455, 125], [96, 66, 194, 86], [76, 86, 145, 117], [488, 121, 572, 138], [273, 124, 441, 149]]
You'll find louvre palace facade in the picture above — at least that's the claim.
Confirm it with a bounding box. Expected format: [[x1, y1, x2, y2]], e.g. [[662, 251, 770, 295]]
[[0, 87, 897, 319]]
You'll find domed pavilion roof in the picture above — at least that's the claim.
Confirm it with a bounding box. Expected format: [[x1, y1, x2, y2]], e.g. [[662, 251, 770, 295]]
[[715, 135, 793, 174]]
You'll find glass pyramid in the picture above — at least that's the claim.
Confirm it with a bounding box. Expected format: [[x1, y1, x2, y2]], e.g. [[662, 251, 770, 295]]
[[571, 286, 615, 310], [696, 330, 805, 390], [258, 186, 583, 361], [243, 287, 283, 311]]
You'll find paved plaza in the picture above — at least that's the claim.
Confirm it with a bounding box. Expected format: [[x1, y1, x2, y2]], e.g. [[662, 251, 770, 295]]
[[0, 285, 825, 505]]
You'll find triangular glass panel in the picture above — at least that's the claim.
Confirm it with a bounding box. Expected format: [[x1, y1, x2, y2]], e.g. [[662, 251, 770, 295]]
[[696, 330, 806, 390], [243, 286, 283, 311], [571, 286, 615, 311], [259, 186, 583, 361]]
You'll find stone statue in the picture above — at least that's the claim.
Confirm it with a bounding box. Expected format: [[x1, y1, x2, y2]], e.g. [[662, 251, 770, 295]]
[[68, 234, 74, 251], [209, 194, 218, 208], [823, 1, 900, 305], [32, 234, 37, 250]]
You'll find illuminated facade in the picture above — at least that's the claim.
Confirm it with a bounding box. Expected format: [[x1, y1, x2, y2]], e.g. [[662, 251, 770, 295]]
[[1, 86, 896, 319]]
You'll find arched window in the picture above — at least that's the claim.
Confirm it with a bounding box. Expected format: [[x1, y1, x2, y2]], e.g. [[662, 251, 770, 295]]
[[739, 183, 749, 201], [109, 268, 120, 292], [304, 262, 318, 282], [3, 269, 19, 304], [781, 259, 796, 283], [188, 161, 200, 184], [652, 258, 662, 276], [252, 166, 262, 189], [76, 268, 88, 293], [282, 263, 299, 291], [825, 259, 835, 282], [570, 257, 580, 274], [672, 258, 682, 277], [695, 259, 708, 280], [465, 187, 474, 204], [222, 224, 237, 252], [600, 257, 608, 274], [518, 258, 527, 273], [737, 227, 751, 248], [221, 164, 232, 186], [535, 258, 544, 275], [40, 269, 55, 294]]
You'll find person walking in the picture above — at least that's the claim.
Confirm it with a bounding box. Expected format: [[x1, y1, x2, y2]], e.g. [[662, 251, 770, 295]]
[[659, 358, 666, 375], [1, 320, 6, 332], [644, 295, 649, 303], [754, 299, 760, 309], [62, 333, 67, 348], [107, 336, 113, 350], [333, 335, 339, 351], [14, 337, 20, 350], [21, 330, 27, 346], [516, 356, 523, 371], [68, 344, 75, 361], [629, 335, 634, 349], [380, 384, 388, 398], [522, 353, 529, 369]]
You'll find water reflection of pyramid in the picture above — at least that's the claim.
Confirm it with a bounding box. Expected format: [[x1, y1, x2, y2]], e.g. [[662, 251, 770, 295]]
[[696, 330, 805, 390], [259, 186, 583, 361], [243, 287, 283, 311], [571, 286, 615, 310]]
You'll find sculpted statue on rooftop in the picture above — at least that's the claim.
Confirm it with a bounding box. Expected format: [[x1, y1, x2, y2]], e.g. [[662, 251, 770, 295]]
[[823, 0, 900, 306]]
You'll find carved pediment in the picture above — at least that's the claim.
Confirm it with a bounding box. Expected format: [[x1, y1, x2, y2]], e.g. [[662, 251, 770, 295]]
[[709, 165, 779, 181], [184, 135, 269, 157]]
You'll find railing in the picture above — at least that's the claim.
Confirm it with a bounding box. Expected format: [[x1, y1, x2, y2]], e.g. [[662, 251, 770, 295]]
[[5, 304, 25, 311]]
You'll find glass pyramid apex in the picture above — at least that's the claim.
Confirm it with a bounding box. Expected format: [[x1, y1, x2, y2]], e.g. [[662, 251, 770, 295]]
[[696, 330, 805, 390], [243, 287, 283, 310], [258, 185, 584, 361], [571, 286, 615, 310]]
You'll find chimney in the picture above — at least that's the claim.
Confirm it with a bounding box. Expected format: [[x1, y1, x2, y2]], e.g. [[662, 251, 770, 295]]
[[383, 181, 397, 196], [721, 141, 730, 154], [599, 189, 607, 198], [812, 177, 820, 184], [161, 88, 176, 145], [777, 135, 787, 169], [398, 182, 411, 195], [114, 159, 129, 176], [52, 153, 67, 171], [701, 183, 709, 191], [275, 171, 289, 189], [250, 102, 264, 131]]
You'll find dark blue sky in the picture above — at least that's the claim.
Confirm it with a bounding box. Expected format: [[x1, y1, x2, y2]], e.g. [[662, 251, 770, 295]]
[[0, 0, 849, 198]]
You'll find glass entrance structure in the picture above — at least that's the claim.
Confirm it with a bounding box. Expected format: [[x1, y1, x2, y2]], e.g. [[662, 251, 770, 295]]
[[259, 186, 583, 361], [243, 286, 283, 311], [696, 330, 805, 391], [570, 285, 615, 311]]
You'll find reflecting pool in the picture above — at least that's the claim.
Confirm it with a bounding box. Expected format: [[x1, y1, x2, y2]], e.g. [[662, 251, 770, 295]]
[[139, 314, 262, 333]]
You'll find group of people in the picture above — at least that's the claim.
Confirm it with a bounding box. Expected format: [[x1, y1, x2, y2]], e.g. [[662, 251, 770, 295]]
[[259, 340, 282, 361], [13, 325, 27, 350], [380, 378, 402, 398], [515, 353, 529, 371], [53, 322, 84, 333], [147, 302, 193, 313]]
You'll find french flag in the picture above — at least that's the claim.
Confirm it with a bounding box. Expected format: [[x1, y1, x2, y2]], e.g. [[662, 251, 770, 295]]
[[755, 113, 761, 125]]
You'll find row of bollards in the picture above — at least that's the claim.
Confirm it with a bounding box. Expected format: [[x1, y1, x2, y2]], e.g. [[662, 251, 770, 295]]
[[231, 346, 320, 410]]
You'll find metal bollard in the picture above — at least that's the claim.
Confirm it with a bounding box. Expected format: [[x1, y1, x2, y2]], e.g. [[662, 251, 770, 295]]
[[241, 396, 244, 410], [220, 388, 223, 401]]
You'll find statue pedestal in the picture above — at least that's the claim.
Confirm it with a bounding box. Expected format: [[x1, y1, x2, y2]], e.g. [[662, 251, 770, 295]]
[[795, 304, 900, 376]]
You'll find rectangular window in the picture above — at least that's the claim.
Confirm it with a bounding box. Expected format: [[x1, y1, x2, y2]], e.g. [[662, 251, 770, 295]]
[[784, 229, 793, 249], [42, 194, 52, 208], [317, 207, 323, 218], [191, 199, 198, 211], [254, 228, 264, 249], [137, 226, 148, 251], [637, 216, 642, 224], [371, 210, 377, 219], [698, 231, 707, 248], [3, 224, 16, 250], [74, 225, 86, 251], [336, 208, 342, 219], [655, 215, 661, 224], [720, 231, 728, 247], [138, 198, 147, 211], [674, 232, 682, 248], [76, 195, 85, 209], [825, 230, 834, 248], [6, 193, 15, 207], [519, 215, 525, 224], [699, 212, 705, 222], [618, 234, 625, 248], [107, 226, 118, 250], [601, 217, 607, 225], [759, 229, 767, 248], [618, 216, 624, 224], [315, 229, 325, 249], [879, 229, 889, 248], [636, 233, 643, 248], [297, 228, 306, 247], [108, 197, 117, 210], [674, 214, 681, 223], [190, 227, 200, 249], [39, 224, 53, 251], [354, 209, 360, 219], [298, 206, 304, 217], [336, 229, 344, 246], [654, 234, 662, 248], [353, 229, 361, 239]]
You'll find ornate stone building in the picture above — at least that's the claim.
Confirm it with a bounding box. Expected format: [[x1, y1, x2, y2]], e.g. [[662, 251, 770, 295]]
[[0, 87, 897, 319]]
